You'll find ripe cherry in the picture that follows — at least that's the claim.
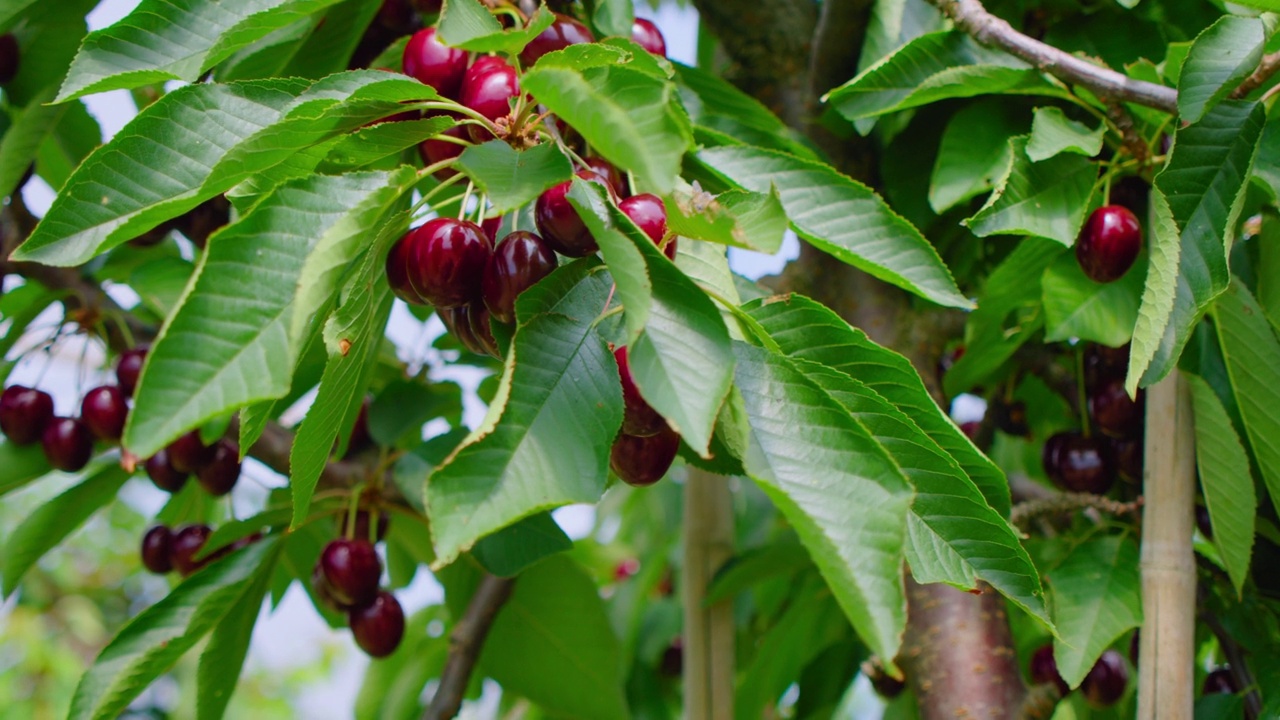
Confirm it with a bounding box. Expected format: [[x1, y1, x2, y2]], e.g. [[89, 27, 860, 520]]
[[481, 216, 502, 244], [0, 385, 54, 445], [377, 0, 418, 32], [196, 439, 240, 496], [116, 346, 147, 397], [467, 302, 500, 357], [417, 122, 466, 180], [584, 157, 627, 198], [1202, 667, 1238, 695], [402, 27, 468, 98], [80, 385, 128, 441], [406, 218, 492, 308], [535, 170, 614, 257], [619, 193, 675, 259], [170, 524, 213, 577], [1081, 649, 1128, 707], [459, 55, 520, 142], [145, 449, 188, 493], [1029, 643, 1069, 695], [339, 509, 391, 544], [482, 230, 558, 323], [42, 417, 94, 472], [167, 430, 217, 473], [959, 420, 980, 440], [1089, 380, 1143, 439], [1043, 431, 1114, 494], [141, 525, 174, 574], [610, 426, 680, 487], [630, 18, 667, 56], [440, 303, 497, 357], [386, 232, 424, 305], [614, 346, 666, 437], [0, 34, 18, 84], [1196, 505, 1213, 540], [520, 13, 594, 66], [349, 591, 406, 658], [1076, 205, 1142, 283], [318, 538, 383, 609], [1084, 343, 1129, 389], [658, 638, 683, 677]]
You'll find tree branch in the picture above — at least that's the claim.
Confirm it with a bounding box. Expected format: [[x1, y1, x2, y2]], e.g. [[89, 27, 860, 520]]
[[424, 573, 516, 720], [1231, 51, 1280, 100], [925, 0, 1178, 114]]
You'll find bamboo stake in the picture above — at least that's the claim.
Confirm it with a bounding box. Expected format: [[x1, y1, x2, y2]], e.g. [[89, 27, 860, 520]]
[[682, 469, 735, 720], [1137, 372, 1196, 720]]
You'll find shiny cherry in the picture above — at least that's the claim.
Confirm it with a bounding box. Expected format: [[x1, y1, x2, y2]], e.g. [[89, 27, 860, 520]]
[[141, 525, 174, 574], [0, 34, 18, 84], [404, 218, 492, 308], [318, 538, 383, 609], [1081, 649, 1128, 707], [349, 590, 406, 657], [145, 449, 189, 493], [584, 157, 627, 198], [169, 524, 213, 577], [535, 170, 614, 257], [619, 193, 675, 259], [460, 55, 520, 142], [520, 13, 594, 66], [0, 385, 54, 445], [1089, 380, 1143, 439], [1030, 643, 1069, 695], [80, 385, 128, 441], [1085, 343, 1129, 389], [386, 232, 424, 305], [1076, 205, 1142, 283], [630, 18, 667, 56], [610, 426, 680, 487], [167, 430, 217, 473], [482, 230, 558, 323], [417, 122, 467, 180], [481, 216, 501, 243], [402, 27, 468, 98], [1202, 667, 1238, 695], [467, 302, 500, 357], [42, 417, 94, 472], [196, 439, 240, 496], [614, 346, 666, 437], [1043, 431, 1114, 494], [116, 347, 147, 397]]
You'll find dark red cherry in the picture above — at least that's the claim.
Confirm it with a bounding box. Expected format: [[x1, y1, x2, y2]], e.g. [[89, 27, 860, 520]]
[[386, 232, 424, 305], [350, 591, 406, 658], [1089, 380, 1143, 439], [1076, 205, 1142, 283], [1196, 505, 1213, 539], [169, 524, 213, 577], [1030, 644, 1069, 695], [481, 215, 501, 244], [614, 346, 666, 437], [467, 303, 500, 357], [584, 157, 627, 198], [145, 449, 189, 492], [413, 0, 442, 12], [1043, 431, 1114, 494], [460, 55, 520, 142], [345, 398, 373, 457], [319, 538, 383, 609], [658, 638, 683, 677], [167, 430, 217, 473], [610, 426, 680, 487], [42, 417, 94, 472], [339, 509, 391, 543], [535, 170, 615, 257], [959, 421, 980, 440], [619, 193, 675, 259], [1202, 668, 1238, 695], [630, 18, 667, 56], [406, 218, 492, 308], [1085, 343, 1129, 390], [80, 385, 128, 441], [991, 399, 1028, 436], [520, 13, 595, 66], [196, 439, 240, 496], [1081, 649, 1128, 707], [377, 0, 418, 32], [0, 385, 54, 445], [116, 347, 147, 397], [417, 123, 466, 179], [0, 34, 19, 85], [141, 525, 173, 574], [482, 230, 558, 323], [311, 563, 345, 612], [402, 27, 468, 98]]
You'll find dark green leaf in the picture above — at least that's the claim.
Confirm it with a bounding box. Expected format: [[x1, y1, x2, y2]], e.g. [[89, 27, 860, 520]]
[[706, 543, 813, 604], [473, 512, 573, 577], [196, 542, 277, 720], [1048, 535, 1142, 687], [1187, 374, 1254, 597], [591, 0, 633, 38], [1177, 16, 1265, 124], [1042, 251, 1145, 346], [0, 440, 51, 497], [319, 116, 455, 173], [0, 86, 67, 199], [672, 63, 817, 160], [929, 99, 1024, 213], [964, 136, 1097, 245], [37, 97, 103, 192], [457, 140, 574, 214]]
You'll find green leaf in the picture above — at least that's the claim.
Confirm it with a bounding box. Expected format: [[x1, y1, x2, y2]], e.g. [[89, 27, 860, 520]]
[[1187, 374, 1255, 597], [733, 341, 913, 661], [1212, 281, 1280, 521], [68, 538, 283, 720], [697, 145, 971, 309], [1026, 107, 1104, 162], [1, 464, 129, 596], [0, 440, 51, 497], [37, 97, 103, 192], [438, 0, 555, 55], [929, 99, 1024, 213], [664, 178, 787, 253], [369, 379, 464, 447], [964, 136, 1097, 246], [457, 140, 574, 214], [425, 261, 622, 566], [1048, 535, 1142, 688], [1177, 16, 1265, 124], [591, 0, 633, 38], [1128, 101, 1265, 393], [0, 85, 68, 199], [672, 62, 816, 160], [319, 116, 455, 173], [196, 540, 277, 720], [523, 51, 690, 194], [124, 169, 414, 459], [130, 257, 196, 318], [857, 0, 946, 78], [278, 0, 379, 79], [706, 543, 813, 604], [15, 71, 436, 266], [55, 0, 345, 102], [5, 2, 92, 107], [825, 31, 1064, 121], [473, 512, 573, 577], [478, 556, 630, 720], [1042, 251, 1145, 346], [747, 295, 1010, 516]]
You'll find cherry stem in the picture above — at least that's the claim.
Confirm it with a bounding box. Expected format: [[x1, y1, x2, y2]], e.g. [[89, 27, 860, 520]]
[[344, 482, 365, 541], [409, 172, 468, 217], [1075, 345, 1091, 438], [458, 181, 475, 221], [417, 102, 499, 134]]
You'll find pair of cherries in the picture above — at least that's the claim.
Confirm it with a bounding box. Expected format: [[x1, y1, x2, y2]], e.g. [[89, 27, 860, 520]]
[[140, 523, 259, 577], [145, 429, 242, 497], [313, 526, 405, 658]]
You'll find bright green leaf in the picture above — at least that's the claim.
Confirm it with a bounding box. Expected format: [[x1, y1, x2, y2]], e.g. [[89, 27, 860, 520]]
[[196, 543, 276, 720], [1177, 16, 1265, 124], [1048, 535, 1142, 688], [664, 178, 787, 253], [438, 0, 555, 55], [0, 440, 51, 497], [1026, 106, 1104, 162], [672, 62, 816, 160], [458, 140, 574, 214], [964, 136, 1097, 245], [1042, 251, 1145, 346]]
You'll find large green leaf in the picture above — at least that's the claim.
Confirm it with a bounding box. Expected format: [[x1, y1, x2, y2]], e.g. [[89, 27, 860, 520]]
[[457, 140, 573, 214], [0, 86, 67, 199], [1187, 374, 1255, 597], [14, 72, 436, 266], [1212, 281, 1280, 520], [857, 0, 946, 78], [124, 169, 415, 459], [195, 541, 277, 720], [929, 99, 1024, 214], [1042, 251, 1145, 346], [472, 512, 573, 577], [964, 136, 1097, 246], [1127, 101, 1265, 392], [1177, 16, 1265, 124], [697, 145, 971, 309], [68, 538, 283, 720], [55, 0, 344, 101], [733, 341, 913, 660], [1048, 535, 1142, 688], [826, 31, 1063, 121], [37, 97, 103, 192], [425, 261, 622, 566], [0, 440, 51, 497], [0, 465, 130, 596], [672, 63, 817, 160], [438, 0, 555, 55]]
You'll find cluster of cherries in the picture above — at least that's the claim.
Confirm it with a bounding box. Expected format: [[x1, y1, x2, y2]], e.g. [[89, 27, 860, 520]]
[[1076, 203, 1142, 284], [0, 346, 146, 473], [143, 426, 242, 498], [311, 510, 406, 658], [1031, 645, 1128, 706], [140, 523, 258, 577]]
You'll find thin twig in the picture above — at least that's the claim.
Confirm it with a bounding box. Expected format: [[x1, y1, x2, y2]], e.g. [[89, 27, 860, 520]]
[[424, 573, 517, 720], [1011, 491, 1143, 529], [1203, 615, 1263, 720], [1231, 51, 1280, 100]]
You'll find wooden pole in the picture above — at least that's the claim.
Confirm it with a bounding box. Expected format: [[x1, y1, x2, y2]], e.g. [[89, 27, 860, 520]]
[[682, 469, 735, 720], [1136, 372, 1196, 720]]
